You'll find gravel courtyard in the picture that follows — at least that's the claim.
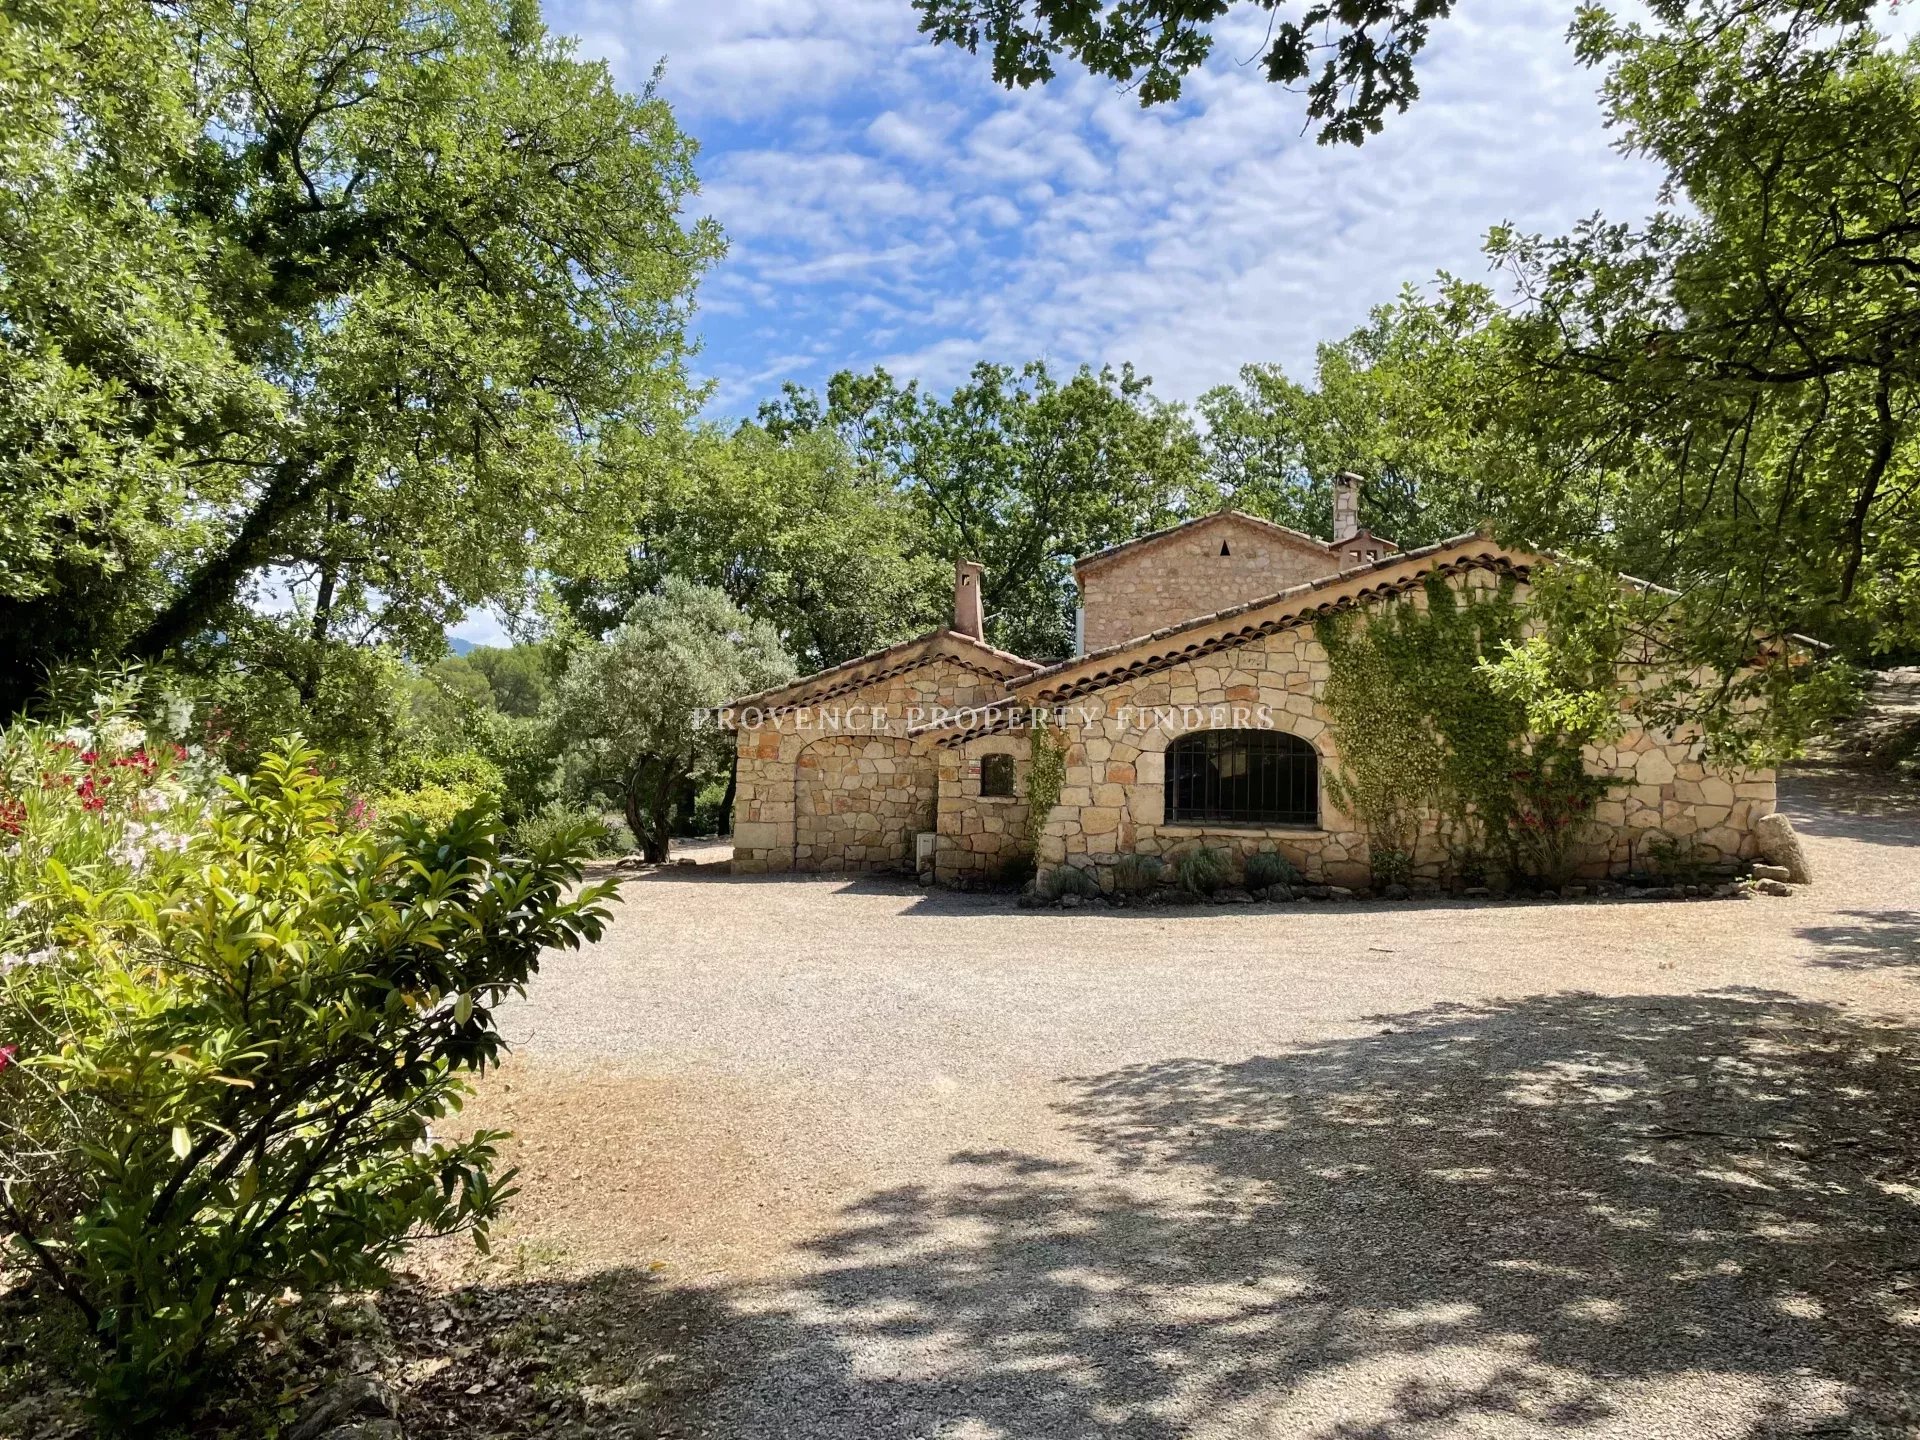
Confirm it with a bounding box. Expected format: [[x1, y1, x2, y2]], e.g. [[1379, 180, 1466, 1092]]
[[459, 767, 1920, 1440]]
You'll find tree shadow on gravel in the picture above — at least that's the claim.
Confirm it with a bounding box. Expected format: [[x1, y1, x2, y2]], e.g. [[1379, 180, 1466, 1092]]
[[1778, 766, 1920, 848], [1798, 910, 1920, 979], [699, 991, 1920, 1439]]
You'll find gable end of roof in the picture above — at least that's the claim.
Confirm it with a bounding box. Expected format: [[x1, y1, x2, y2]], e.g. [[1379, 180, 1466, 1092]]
[[1073, 510, 1340, 576], [1020, 535, 1534, 702], [721, 629, 1039, 720]]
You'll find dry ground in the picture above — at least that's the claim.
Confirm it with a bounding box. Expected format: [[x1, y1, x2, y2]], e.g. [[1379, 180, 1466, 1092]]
[[423, 765, 1920, 1440]]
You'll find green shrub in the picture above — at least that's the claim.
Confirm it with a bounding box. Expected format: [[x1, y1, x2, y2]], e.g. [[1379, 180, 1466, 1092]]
[[472, 710, 561, 825], [1370, 847, 1414, 887], [368, 749, 504, 830], [1174, 845, 1230, 896], [1110, 852, 1166, 896], [1043, 864, 1102, 900], [1244, 851, 1301, 890], [508, 800, 627, 859], [689, 779, 731, 836], [0, 740, 614, 1429]]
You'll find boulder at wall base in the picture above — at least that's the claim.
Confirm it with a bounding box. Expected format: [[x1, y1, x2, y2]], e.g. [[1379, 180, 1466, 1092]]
[[1754, 812, 1813, 884]]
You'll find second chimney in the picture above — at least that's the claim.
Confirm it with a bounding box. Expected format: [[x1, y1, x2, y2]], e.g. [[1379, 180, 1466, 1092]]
[[952, 558, 985, 641], [1332, 471, 1363, 543]]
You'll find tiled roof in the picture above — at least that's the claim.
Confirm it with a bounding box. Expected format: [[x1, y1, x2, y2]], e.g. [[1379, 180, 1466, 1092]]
[[719, 629, 1040, 720], [1018, 533, 1534, 702], [906, 699, 1037, 747]]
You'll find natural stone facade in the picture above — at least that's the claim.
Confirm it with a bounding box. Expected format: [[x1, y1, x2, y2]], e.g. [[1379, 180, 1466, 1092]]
[[932, 732, 1032, 885], [793, 735, 933, 872], [724, 527, 1781, 889], [1023, 626, 1370, 886], [728, 631, 1036, 874], [1076, 512, 1395, 652], [1014, 555, 1775, 892]]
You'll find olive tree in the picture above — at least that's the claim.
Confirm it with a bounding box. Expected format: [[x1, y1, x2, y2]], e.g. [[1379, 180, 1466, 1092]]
[[549, 580, 792, 861]]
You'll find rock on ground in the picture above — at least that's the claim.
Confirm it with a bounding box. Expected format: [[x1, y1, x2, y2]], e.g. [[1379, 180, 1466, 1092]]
[[1755, 811, 1814, 883]]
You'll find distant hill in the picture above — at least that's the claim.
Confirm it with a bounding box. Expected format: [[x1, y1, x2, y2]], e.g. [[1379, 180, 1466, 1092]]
[[448, 636, 477, 656]]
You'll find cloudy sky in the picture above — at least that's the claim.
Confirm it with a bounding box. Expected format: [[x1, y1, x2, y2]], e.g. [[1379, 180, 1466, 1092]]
[[544, 0, 1673, 416], [454, 0, 1677, 646]]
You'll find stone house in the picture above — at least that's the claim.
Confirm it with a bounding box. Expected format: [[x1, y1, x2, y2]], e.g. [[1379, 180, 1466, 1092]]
[[723, 478, 1777, 888]]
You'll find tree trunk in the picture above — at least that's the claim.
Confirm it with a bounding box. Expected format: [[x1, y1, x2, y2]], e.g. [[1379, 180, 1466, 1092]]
[[622, 786, 655, 861], [621, 754, 674, 863], [130, 453, 351, 661], [644, 761, 677, 863], [299, 560, 338, 708]]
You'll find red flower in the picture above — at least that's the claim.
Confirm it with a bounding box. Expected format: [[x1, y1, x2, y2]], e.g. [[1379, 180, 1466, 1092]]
[[0, 796, 22, 836], [0, 1045, 16, 1073]]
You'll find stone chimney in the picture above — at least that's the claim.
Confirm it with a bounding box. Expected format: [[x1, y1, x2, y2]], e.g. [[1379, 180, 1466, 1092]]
[[1332, 471, 1362, 544], [952, 558, 985, 641]]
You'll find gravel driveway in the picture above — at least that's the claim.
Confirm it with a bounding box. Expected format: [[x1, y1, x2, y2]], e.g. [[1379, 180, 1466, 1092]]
[[465, 766, 1920, 1440]]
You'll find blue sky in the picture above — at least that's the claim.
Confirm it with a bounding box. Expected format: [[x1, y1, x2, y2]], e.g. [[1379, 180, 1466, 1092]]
[[546, 0, 1675, 414], [455, 0, 1672, 645]]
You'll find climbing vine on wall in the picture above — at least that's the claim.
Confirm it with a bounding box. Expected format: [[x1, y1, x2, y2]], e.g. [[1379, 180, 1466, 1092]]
[[1024, 720, 1066, 855], [1316, 568, 1622, 886]]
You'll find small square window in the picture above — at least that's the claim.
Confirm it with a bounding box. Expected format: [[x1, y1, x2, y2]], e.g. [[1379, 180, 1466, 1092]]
[[980, 752, 1016, 798]]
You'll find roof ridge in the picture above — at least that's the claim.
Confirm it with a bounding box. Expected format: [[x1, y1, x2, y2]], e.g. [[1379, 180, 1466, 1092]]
[[1073, 509, 1337, 574], [721, 627, 1040, 715]]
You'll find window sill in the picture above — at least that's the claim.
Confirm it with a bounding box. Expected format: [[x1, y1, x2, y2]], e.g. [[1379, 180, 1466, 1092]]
[[1158, 821, 1323, 834], [975, 794, 1022, 804]]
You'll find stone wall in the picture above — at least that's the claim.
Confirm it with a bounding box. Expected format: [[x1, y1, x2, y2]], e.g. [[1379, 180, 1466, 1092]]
[[731, 652, 1015, 874], [793, 735, 933, 872], [1077, 518, 1365, 652], [1033, 626, 1373, 887], [1033, 570, 1775, 892], [933, 733, 1032, 885]]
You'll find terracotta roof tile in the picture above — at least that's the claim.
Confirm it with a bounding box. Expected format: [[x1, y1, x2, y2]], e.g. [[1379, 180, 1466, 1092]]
[[719, 629, 1040, 720]]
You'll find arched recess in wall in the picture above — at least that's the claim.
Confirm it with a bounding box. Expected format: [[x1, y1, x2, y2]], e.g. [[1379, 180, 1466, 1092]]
[[792, 733, 936, 873], [1160, 728, 1321, 828]]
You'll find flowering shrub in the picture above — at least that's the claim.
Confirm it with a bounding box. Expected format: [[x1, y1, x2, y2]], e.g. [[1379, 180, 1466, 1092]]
[[1503, 743, 1612, 888], [0, 680, 220, 965], [0, 738, 613, 1429]]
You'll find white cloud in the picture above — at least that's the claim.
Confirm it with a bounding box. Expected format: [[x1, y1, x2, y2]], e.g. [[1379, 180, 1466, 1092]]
[[549, 0, 1671, 408]]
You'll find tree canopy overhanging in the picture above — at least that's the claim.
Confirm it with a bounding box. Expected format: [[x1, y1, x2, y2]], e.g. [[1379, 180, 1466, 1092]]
[[0, 0, 722, 715], [910, 0, 1892, 145]]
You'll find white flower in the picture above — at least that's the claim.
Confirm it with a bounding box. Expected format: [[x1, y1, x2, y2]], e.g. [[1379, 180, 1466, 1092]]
[[96, 716, 145, 753]]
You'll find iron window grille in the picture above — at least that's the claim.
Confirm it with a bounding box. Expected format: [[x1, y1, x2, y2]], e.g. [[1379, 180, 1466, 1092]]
[[1164, 730, 1318, 827], [980, 752, 1016, 798]]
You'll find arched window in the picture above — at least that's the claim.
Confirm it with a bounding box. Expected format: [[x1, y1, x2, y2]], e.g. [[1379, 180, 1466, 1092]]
[[1164, 730, 1318, 827], [980, 752, 1016, 798]]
